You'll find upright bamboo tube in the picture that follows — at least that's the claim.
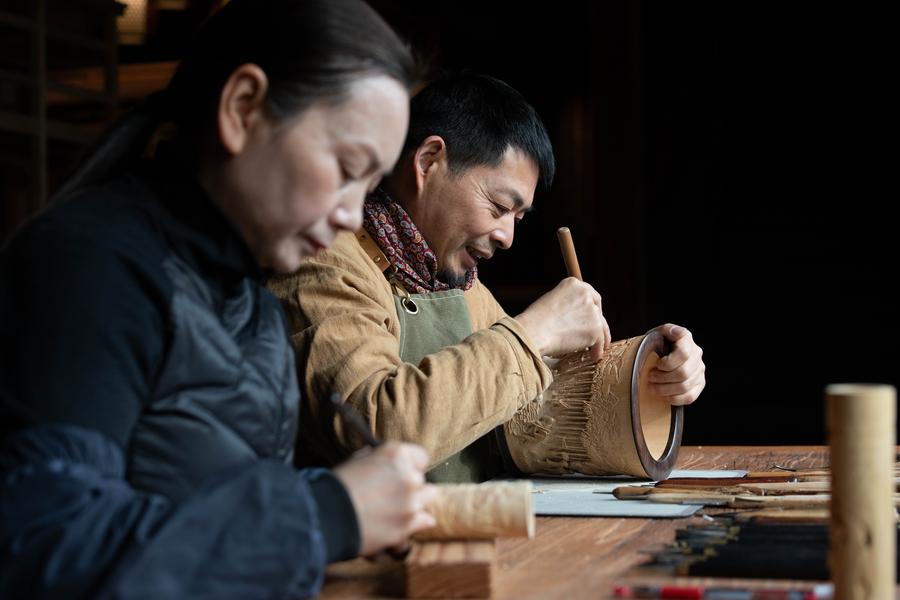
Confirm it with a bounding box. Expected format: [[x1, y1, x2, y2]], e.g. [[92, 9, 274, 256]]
[[827, 384, 896, 599]]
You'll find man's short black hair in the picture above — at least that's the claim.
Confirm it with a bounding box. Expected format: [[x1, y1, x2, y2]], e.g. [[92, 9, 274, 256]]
[[403, 71, 555, 191]]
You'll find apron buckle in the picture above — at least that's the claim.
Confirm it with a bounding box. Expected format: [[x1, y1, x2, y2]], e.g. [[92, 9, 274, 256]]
[[391, 279, 420, 315]]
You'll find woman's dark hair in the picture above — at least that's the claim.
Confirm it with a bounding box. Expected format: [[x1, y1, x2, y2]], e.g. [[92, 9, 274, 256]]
[[403, 71, 555, 192], [55, 0, 416, 200]]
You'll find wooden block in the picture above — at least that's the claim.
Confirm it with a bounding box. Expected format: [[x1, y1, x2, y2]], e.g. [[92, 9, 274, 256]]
[[405, 540, 496, 598]]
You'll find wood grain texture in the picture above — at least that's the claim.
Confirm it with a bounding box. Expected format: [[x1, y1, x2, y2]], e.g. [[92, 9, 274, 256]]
[[318, 447, 900, 599], [405, 541, 495, 598], [675, 446, 830, 472]]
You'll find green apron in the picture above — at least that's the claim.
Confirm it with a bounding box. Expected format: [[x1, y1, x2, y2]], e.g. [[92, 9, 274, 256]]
[[391, 282, 504, 483]]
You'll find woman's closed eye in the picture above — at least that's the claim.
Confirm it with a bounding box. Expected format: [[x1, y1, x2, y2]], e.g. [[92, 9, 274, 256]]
[[340, 162, 364, 186]]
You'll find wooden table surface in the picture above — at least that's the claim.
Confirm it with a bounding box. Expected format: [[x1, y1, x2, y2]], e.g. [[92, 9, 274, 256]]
[[320, 446, 840, 599]]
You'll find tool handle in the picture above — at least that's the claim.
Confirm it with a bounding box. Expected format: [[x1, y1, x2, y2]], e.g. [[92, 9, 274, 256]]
[[556, 227, 582, 281]]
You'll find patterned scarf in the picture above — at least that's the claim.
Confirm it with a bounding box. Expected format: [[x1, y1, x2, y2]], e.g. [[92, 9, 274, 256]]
[[362, 188, 476, 293]]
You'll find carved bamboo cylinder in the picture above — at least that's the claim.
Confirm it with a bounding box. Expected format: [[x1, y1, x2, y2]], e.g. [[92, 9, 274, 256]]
[[503, 331, 683, 480]]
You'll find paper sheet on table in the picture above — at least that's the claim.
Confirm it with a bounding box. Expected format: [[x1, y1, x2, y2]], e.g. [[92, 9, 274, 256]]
[[499, 469, 746, 518], [531, 491, 702, 518]]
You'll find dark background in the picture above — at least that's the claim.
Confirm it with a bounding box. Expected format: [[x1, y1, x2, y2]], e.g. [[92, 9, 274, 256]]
[[2, 1, 895, 444], [376, 2, 900, 444], [370, 2, 896, 445]]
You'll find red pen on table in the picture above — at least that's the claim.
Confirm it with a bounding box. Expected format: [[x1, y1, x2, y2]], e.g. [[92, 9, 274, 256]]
[[614, 585, 703, 599]]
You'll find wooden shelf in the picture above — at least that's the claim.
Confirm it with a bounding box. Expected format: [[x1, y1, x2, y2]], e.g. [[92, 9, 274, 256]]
[[0, 67, 37, 87], [0, 10, 33, 31], [50, 61, 175, 104], [0, 67, 113, 105], [0, 110, 101, 144], [47, 79, 113, 105], [0, 0, 120, 233], [0, 9, 110, 53]]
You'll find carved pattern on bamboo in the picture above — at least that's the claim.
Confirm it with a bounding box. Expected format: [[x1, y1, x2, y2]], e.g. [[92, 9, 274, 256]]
[[505, 337, 644, 476]]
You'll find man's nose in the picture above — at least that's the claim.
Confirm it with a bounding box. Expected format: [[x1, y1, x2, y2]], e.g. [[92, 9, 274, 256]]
[[490, 218, 515, 250]]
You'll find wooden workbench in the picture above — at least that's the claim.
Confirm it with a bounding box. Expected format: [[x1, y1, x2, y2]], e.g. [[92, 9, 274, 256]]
[[320, 446, 840, 599]]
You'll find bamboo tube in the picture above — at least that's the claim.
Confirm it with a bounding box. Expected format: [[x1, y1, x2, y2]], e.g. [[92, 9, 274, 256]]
[[827, 384, 896, 600], [413, 481, 535, 541], [505, 331, 682, 480]]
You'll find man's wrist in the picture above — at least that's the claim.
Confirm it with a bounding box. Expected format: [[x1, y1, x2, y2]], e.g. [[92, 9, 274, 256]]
[[513, 311, 547, 356]]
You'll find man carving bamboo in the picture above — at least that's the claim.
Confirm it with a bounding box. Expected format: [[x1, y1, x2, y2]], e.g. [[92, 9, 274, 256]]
[[270, 72, 706, 482]]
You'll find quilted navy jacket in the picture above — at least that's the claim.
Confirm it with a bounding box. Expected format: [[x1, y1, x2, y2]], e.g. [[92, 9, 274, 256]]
[[0, 152, 359, 598]]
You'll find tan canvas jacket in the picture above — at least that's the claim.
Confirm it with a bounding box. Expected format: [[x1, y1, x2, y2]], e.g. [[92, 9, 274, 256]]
[[269, 230, 553, 468]]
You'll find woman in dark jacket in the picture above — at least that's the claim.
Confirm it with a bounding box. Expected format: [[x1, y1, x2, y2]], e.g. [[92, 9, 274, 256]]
[[0, 1, 437, 597]]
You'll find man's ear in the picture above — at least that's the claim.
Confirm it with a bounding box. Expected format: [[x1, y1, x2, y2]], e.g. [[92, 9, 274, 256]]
[[413, 135, 447, 193], [217, 63, 270, 156]]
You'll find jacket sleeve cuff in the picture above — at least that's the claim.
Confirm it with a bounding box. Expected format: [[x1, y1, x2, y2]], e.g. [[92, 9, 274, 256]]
[[492, 316, 554, 399], [305, 469, 361, 562]]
